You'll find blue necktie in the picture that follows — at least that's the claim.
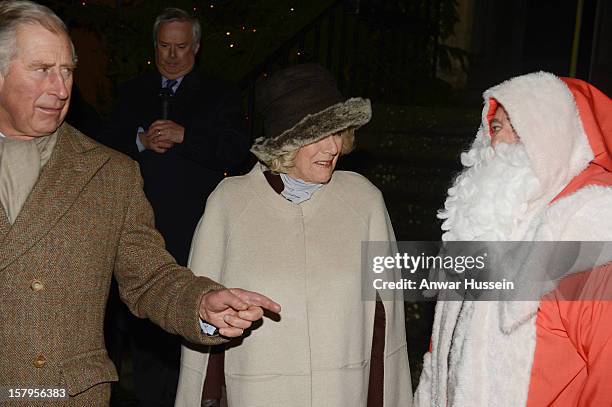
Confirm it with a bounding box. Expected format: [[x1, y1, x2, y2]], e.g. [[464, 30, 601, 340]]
[[164, 79, 178, 95]]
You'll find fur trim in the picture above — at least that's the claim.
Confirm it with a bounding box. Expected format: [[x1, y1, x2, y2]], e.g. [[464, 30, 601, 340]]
[[417, 185, 612, 407], [538, 184, 612, 240], [499, 185, 612, 332], [251, 98, 371, 163], [482, 72, 594, 200]]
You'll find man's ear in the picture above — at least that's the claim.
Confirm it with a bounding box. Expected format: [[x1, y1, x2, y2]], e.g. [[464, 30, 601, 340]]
[[193, 42, 200, 55]]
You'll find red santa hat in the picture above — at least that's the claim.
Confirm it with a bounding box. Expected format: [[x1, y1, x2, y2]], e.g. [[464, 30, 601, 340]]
[[482, 72, 611, 203], [551, 77, 612, 201]]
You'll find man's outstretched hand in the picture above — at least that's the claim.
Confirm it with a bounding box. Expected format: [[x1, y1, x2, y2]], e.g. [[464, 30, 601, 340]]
[[199, 288, 281, 337]]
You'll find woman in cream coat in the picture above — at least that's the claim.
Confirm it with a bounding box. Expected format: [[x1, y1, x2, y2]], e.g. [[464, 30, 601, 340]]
[[175, 64, 411, 407]]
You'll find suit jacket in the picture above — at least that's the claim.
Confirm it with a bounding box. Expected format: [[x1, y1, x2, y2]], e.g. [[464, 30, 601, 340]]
[[0, 124, 225, 406], [105, 69, 249, 265]]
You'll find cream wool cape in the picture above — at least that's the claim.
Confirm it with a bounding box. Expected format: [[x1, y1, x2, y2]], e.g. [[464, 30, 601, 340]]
[[414, 72, 612, 407], [175, 164, 412, 407]]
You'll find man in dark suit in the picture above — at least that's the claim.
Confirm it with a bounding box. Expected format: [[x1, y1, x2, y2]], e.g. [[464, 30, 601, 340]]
[[108, 8, 248, 266], [103, 7, 249, 407]]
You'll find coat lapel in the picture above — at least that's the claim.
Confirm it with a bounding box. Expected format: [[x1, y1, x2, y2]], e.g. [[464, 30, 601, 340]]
[[171, 70, 203, 120], [0, 205, 9, 242], [0, 124, 110, 271]]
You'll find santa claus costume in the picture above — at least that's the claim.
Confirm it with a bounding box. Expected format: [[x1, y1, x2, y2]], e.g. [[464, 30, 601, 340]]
[[414, 72, 612, 407]]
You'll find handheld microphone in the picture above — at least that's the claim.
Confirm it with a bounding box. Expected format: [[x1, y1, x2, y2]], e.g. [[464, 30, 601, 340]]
[[158, 88, 172, 119]]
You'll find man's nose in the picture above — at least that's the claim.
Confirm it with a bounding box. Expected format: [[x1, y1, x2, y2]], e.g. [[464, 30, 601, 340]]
[[49, 72, 70, 100], [169, 45, 176, 58]]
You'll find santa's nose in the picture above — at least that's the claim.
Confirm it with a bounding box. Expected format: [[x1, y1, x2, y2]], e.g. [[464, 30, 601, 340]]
[[492, 130, 519, 147]]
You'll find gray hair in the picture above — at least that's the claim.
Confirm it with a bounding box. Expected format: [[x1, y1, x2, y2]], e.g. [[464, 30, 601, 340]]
[[0, 0, 77, 74], [153, 7, 201, 47]]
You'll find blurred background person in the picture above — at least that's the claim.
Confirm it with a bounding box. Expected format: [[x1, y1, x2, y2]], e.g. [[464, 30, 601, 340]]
[[99, 7, 249, 407], [175, 64, 412, 407]]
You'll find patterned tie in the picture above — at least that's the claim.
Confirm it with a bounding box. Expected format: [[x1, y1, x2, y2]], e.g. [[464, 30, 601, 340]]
[[164, 79, 178, 95]]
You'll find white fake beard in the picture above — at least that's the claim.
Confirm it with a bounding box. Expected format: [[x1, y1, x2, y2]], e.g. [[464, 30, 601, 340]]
[[438, 141, 541, 241]]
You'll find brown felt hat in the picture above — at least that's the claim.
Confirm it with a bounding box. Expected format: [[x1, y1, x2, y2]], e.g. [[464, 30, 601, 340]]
[[251, 63, 371, 163]]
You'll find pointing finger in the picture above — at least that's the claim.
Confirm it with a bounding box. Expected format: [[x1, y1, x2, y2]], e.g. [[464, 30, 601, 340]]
[[229, 289, 281, 314], [208, 289, 249, 313]]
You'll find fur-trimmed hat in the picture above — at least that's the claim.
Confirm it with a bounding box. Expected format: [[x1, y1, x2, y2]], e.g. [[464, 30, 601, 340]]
[[251, 63, 371, 163]]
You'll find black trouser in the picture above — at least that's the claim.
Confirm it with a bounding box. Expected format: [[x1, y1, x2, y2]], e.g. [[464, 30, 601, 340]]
[[105, 279, 180, 407], [129, 314, 181, 407]]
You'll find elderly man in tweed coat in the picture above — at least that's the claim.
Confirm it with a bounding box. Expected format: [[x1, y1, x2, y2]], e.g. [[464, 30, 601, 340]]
[[0, 2, 280, 405]]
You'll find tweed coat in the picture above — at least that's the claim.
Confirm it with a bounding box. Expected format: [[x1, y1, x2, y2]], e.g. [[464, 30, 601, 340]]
[[0, 123, 225, 406]]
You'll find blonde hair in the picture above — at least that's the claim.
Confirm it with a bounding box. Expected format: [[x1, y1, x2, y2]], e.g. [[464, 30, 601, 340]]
[[266, 128, 355, 174]]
